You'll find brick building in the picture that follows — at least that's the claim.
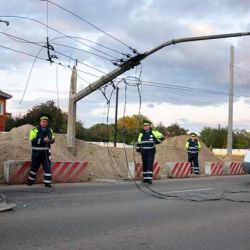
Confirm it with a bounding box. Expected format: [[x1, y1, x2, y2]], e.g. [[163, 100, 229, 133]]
[[0, 90, 12, 131]]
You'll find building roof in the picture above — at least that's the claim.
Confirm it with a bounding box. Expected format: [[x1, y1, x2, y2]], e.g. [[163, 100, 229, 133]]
[[0, 90, 12, 99]]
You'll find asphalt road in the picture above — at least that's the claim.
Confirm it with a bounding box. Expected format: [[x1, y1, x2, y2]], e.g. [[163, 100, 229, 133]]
[[1, 175, 250, 250]]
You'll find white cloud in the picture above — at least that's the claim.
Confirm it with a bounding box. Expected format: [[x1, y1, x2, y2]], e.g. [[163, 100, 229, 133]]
[[1, 0, 250, 132], [97, 97, 250, 131]]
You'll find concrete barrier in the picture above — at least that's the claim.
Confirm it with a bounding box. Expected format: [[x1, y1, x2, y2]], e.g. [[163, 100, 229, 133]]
[[166, 162, 191, 178], [224, 162, 244, 175], [127, 162, 161, 180], [205, 162, 223, 176], [4, 160, 89, 184]]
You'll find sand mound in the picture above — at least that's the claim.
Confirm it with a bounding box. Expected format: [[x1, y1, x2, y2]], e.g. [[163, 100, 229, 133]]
[[0, 125, 222, 183]]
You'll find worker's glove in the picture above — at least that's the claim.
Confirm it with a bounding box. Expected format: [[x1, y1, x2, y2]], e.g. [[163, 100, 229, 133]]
[[50, 138, 55, 144], [44, 137, 50, 143], [136, 147, 141, 153]]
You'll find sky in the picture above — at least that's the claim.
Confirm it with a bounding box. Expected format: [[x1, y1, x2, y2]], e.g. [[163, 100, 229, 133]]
[[1, 0, 250, 133]]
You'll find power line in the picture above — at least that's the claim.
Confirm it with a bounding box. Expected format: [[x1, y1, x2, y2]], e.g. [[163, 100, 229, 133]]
[[0, 32, 108, 75], [44, 0, 138, 53], [52, 42, 117, 61], [0, 15, 124, 60], [49, 36, 130, 57], [0, 45, 103, 79], [124, 79, 250, 97], [19, 46, 44, 104], [1, 31, 113, 68], [234, 65, 250, 74], [0, 45, 48, 62]]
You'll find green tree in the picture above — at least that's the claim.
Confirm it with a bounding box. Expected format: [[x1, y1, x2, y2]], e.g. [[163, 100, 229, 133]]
[[86, 123, 110, 142], [6, 100, 67, 133], [115, 114, 151, 144], [155, 123, 187, 137], [155, 122, 168, 136], [200, 127, 228, 148], [167, 123, 188, 137], [117, 114, 150, 130], [233, 129, 250, 149], [23, 100, 66, 133], [75, 120, 86, 140]]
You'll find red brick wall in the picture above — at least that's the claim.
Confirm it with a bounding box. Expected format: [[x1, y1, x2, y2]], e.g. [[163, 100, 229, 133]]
[[0, 98, 7, 131]]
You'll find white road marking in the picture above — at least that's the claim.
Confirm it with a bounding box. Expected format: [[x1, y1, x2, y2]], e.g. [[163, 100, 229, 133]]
[[161, 188, 215, 194]]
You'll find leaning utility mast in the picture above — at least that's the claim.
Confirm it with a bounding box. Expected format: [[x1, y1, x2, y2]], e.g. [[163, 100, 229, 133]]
[[67, 32, 250, 153]]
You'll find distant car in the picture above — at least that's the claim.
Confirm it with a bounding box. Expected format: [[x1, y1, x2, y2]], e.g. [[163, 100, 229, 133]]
[[242, 150, 250, 174]]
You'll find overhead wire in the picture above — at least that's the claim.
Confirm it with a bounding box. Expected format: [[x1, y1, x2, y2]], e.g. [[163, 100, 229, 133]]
[[117, 69, 180, 199], [107, 66, 250, 202], [234, 65, 250, 74], [51, 42, 117, 61], [44, 0, 138, 54], [2, 6, 250, 201], [124, 78, 250, 98], [0, 15, 124, 61], [51, 35, 132, 57], [19, 46, 45, 104], [101, 81, 124, 180], [0, 31, 109, 75], [98, 75, 169, 198], [0, 40, 106, 80]]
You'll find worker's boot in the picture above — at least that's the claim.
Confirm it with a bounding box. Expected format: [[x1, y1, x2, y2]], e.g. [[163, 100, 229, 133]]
[[44, 183, 52, 188], [27, 180, 33, 186]]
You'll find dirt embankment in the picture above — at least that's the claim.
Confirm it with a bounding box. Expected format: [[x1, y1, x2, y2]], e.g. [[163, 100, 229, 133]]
[[0, 125, 224, 182]]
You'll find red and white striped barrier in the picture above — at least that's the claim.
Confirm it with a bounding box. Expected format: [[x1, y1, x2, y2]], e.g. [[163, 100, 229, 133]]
[[166, 162, 191, 178], [128, 162, 161, 180], [224, 162, 244, 175], [4, 160, 89, 184], [205, 162, 223, 176]]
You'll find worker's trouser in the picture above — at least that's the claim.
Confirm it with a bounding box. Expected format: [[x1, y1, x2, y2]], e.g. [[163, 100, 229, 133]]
[[141, 150, 155, 182], [28, 149, 52, 184], [188, 153, 199, 174]]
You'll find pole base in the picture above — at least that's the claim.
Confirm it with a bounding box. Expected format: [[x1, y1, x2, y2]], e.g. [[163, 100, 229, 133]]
[[68, 146, 77, 156]]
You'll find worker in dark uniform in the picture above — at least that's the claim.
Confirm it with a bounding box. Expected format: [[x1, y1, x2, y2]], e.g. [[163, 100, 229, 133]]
[[185, 132, 201, 175], [136, 120, 164, 184], [27, 116, 55, 187]]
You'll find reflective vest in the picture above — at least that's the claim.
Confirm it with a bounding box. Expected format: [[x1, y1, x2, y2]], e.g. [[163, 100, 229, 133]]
[[136, 129, 164, 152], [29, 126, 54, 149], [185, 139, 201, 154]]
